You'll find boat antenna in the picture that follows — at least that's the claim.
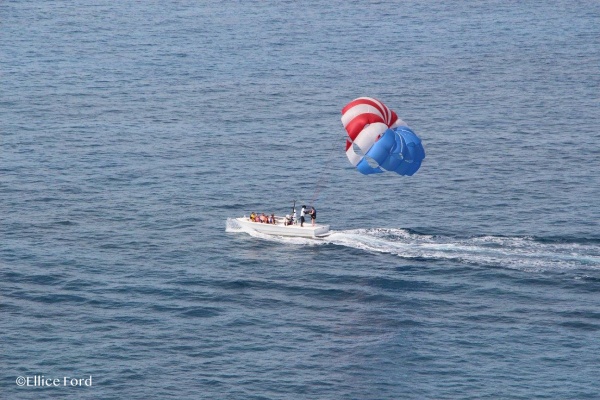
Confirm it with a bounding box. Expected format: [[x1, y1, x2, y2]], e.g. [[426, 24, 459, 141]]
[[292, 200, 296, 215]]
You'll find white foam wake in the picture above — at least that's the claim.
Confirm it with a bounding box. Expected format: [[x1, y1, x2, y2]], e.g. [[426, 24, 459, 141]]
[[226, 221, 600, 271], [326, 229, 600, 271]]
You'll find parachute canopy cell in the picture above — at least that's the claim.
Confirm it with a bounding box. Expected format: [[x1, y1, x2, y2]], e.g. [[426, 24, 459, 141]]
[[341, 97, 425, 176]]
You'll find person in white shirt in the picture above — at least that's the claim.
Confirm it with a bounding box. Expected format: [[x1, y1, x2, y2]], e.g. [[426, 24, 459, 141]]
[[300, 205, 306, 227]]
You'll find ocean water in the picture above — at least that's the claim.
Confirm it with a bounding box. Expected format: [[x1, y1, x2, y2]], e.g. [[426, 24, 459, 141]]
[[2, 1, 600, 399]]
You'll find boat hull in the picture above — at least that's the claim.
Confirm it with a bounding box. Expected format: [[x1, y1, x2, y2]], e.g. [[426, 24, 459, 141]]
[[235, 217, 330, 238]]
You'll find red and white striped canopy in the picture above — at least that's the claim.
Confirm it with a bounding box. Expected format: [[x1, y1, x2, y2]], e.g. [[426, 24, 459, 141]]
[[341, 97, 406, 166]]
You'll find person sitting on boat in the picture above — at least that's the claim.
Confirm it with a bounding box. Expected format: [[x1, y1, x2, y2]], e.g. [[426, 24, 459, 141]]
[[250, 212, 256, 222], [260, 213, 267, 223], [269, 213, 275, 224], [284, 214, 292, 226], [293, 208, 297, 225]]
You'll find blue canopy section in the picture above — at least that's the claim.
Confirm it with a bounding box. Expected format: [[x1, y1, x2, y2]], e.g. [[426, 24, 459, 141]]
[[357, 126, 425, 176]]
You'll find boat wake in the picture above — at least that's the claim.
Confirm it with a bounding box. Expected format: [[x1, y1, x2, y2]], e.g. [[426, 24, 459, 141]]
[[326, 228, 600, 271], [226, 220, 600, 271]]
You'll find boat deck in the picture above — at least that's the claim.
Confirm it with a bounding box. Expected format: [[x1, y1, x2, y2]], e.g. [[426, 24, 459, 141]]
[[235, 217, 330, 238]]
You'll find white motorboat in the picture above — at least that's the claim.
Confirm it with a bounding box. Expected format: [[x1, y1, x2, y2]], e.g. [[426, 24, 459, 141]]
[[233, 216, 330, 238]]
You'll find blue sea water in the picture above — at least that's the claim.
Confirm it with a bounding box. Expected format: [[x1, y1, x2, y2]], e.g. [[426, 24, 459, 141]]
[[2, 1, 600, 399]]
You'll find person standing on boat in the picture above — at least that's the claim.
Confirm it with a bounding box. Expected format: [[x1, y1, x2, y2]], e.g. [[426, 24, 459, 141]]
[[300, 205, 307, 227], [309, 206, 317, 226]]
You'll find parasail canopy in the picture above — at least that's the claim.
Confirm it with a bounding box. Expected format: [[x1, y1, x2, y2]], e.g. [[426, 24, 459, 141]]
[[341, 97, 425, 175]]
